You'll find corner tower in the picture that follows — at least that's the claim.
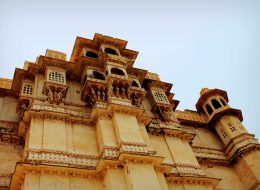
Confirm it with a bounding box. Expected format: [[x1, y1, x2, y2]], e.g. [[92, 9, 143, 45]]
[[196, 88, 260, 189]]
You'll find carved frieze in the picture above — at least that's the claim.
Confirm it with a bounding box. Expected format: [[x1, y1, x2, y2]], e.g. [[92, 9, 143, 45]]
[[119, 141, 149, 154], [30, 100, 91, 118], [169, 163, 205, 177], [192, 146, 228, 161], [100, 146, 119, 160], [26, 149, 99, 169]]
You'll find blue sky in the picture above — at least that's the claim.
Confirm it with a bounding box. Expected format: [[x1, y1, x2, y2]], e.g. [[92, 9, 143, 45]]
[[0, 0, 260, 139]]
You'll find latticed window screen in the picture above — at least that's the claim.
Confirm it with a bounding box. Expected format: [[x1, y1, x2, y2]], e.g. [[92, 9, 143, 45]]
[[48, 71, 65, 83], [228, 123, 236, 132], [22, 84, 33, 95], [152, 91, 169, 104], [221, 129, 227, 138]]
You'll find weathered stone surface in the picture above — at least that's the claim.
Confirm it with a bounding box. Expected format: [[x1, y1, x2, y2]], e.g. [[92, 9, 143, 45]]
[[0, 34, 259, 190]]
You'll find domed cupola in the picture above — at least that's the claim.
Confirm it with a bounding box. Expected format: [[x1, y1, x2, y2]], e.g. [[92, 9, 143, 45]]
[[196, 88, 243, 125]]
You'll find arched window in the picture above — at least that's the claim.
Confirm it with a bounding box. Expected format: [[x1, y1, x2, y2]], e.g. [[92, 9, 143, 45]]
[[220, 98, 226, 106], [93, 71, 105, 80], [206, 104, 213, 115], [131, 80, 139, 87], [22, 84, 33, 95], [212, 99, 221, 109], [110, 67, 125, 76], [85, 51, 98, 59], [104, 47, 118, 55], [48, 71, 65, 83]]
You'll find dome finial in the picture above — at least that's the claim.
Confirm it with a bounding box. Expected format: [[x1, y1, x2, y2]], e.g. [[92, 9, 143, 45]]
[[200, 88, 209, 96]]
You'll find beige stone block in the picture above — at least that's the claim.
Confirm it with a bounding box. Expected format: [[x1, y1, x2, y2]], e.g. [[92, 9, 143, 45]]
[[0, 144, 22, 173], [24, 173, 40, 190], [156, 171, 169, 190], [113, 112, 144, 144], [165, 136, 199, 166], [149, 135, 174, 165], [202, 165, 244, 190], [97, 118, 117, 150], [243, 151, 260, 179], [103, 169, 128, 190], [70, 176, 103, 190], [0, 97, 19, 121], [28, 117, 43, 149], [72, 124, 99, 155], [192, 128, 224, 149], [183, 184, 213, 190], [43, 119, 66, 151], [65, 122, 74, 152], [139, 122, 155, 153], [35, 75, 46, 99], [39, 174, 69, 190], [168, 183, 185, 190], [124, 163, 161, 190], [235, 151, 260, 189]]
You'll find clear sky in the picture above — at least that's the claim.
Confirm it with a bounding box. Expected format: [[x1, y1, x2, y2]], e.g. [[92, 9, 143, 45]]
[[0, 0, 260, 139]]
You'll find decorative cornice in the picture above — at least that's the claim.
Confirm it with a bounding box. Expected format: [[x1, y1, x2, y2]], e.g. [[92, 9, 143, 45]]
[[10, 163, 102, 190], [147, 120, 195, 142], [167, 163, 205, 177], [192, 146, 228, 162], [26, 149, 99, 169], [166, 176, 220, 188], [175, 110, 208, 125]]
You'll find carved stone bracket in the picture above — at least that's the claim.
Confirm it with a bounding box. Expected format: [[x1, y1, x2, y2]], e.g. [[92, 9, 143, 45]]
[[43, 82, 69, 105], [16, 98, 31, 116], [108, 80, 146, 108], [81, 77, 108, 108], [85, 85, 108, 107]]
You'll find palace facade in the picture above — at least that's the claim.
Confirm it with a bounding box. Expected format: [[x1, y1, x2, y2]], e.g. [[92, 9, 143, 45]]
[[0, 34, 260, 190]]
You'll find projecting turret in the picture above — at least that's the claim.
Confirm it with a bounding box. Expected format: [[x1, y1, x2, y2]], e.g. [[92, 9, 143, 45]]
[[196, 88, 259, 160]]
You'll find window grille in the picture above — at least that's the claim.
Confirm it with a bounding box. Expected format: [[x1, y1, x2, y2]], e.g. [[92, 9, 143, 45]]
[[221, 129, 227, 138], [152, 91, 169, 104], [22, 83, 33, 95], [48, 71, 65, 83], [228, 123, 236, 132]]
